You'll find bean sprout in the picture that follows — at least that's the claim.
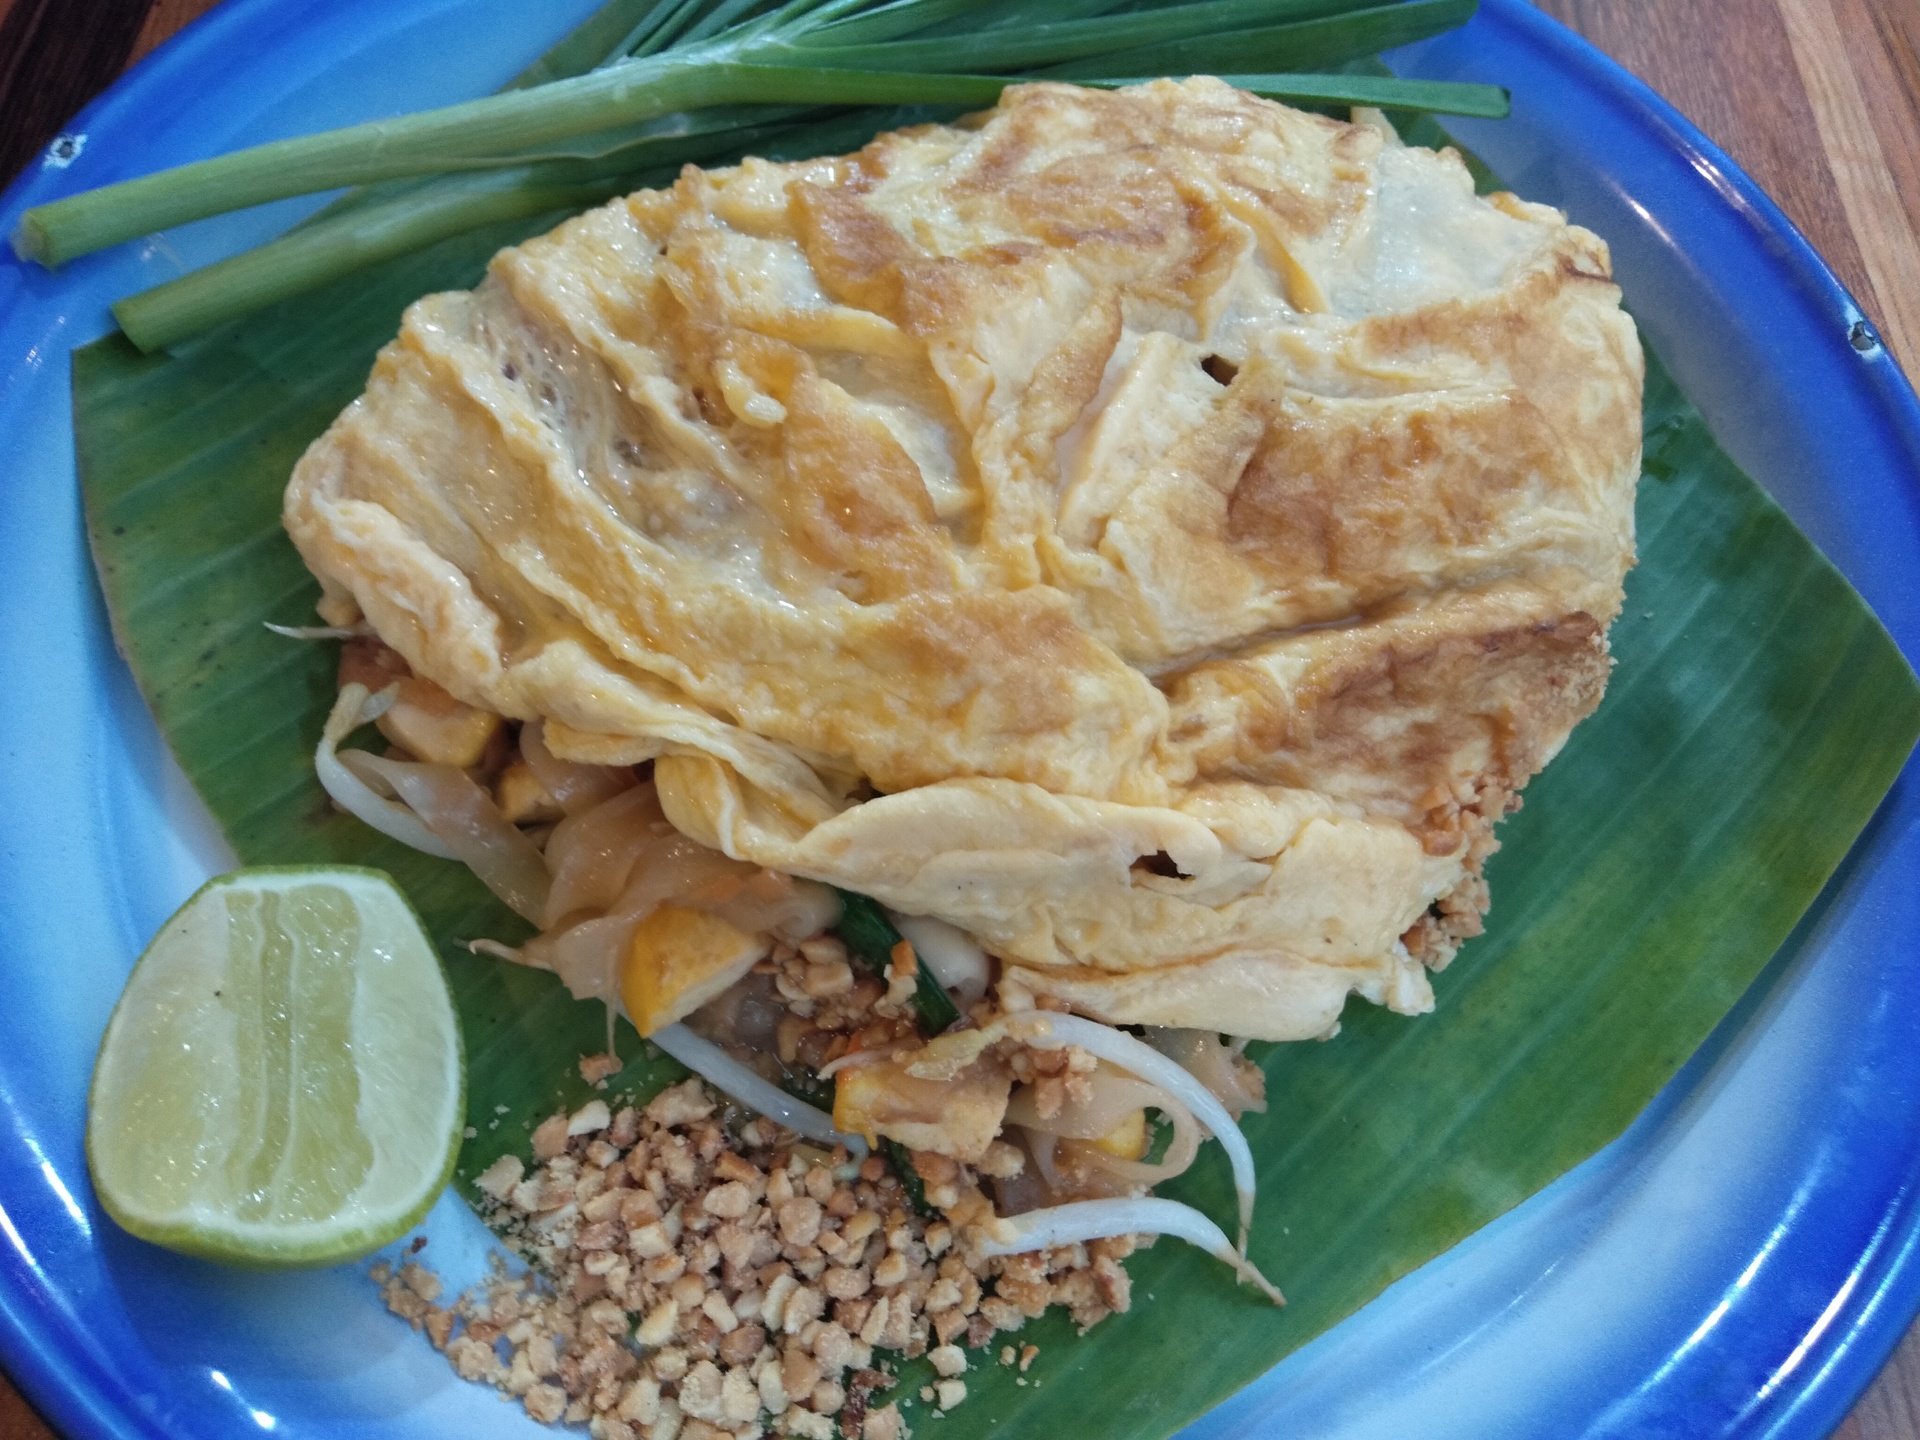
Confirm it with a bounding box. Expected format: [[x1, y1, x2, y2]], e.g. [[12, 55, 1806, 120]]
[[649, 1023, 867, 1157], [1010, 1011, 1257, 1252], [346, 750, 551, 921], [980, 1197, 1282, 1304], [314, 684, 456, 859]]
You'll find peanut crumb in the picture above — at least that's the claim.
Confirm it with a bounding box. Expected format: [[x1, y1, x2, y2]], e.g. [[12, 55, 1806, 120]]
[[381, 978, 1138, 1436], [580, 1052, 623, 1085]]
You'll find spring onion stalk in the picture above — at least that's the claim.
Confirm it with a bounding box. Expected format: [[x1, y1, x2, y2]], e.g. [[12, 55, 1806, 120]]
[[15, 63, 959, 265], [314, 684, 458, 860], [1011, 1011, 1259, 1252], [15, 0, 1489, 269], [117, 172, 619, 353], [651, 1022, 869, 1153], [979, 1197, 1284, 1304], [111, 116, 805, 351]]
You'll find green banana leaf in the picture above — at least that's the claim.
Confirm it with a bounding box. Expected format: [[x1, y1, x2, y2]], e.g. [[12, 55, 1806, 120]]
[[72, 163, 1920, 1437]]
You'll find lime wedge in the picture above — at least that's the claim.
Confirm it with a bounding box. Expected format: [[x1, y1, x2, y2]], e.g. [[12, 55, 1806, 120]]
[[87, 867, 463, 1266]]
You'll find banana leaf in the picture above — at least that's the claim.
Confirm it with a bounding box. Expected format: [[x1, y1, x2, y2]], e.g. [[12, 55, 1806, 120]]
[[71, 152, 1920, 1438]]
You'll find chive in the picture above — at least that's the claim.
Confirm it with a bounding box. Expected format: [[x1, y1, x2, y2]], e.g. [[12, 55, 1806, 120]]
[[1193, 72, 1507, 117], [1142, 1110, 1175, 1166], [516, 0, 681, 87], [628, 0, 727, 58], [885, 1138, 935, 1214], [831, 888, 963, 1034], [676, 0, 792, 50], [798, 0, 1004, 47], [920, 0, 1143, 39], [784, 0, 1379, 69], [805, 0, 1131, 46], [1045, 0, 1478, 78], [778, 1061, 837, 1111]]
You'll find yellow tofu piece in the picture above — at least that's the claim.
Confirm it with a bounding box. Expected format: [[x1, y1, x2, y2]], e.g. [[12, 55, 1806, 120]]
[[833, 1043, 1011, 1164], [375, 678, 502, 767], [494, 758, 562, 824], [1089, 1108, 1148, 1161], [620, 905, 766, 1036]]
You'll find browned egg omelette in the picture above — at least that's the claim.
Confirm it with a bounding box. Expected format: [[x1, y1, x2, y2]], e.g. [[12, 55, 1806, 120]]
[[284, 78, 1643, 1042]]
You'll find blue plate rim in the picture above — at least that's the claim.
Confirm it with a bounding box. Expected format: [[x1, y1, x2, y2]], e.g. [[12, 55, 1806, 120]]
[[1420, 9, 1920, 1435]]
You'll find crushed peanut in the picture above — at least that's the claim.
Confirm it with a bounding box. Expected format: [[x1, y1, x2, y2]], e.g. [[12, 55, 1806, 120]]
[[380, 1078, 1134, 1437], [580, 1052, 624, 1086]]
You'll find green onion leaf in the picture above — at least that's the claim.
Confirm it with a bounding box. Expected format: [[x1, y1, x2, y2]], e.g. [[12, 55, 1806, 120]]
[[785, 0, 1377, 67], [885, 1138, 936, 1213], [1044, 0, 1479, 79], [796, 0, 1013, 47], [516, 0, 682, 86], [832, 888, 964, 1034], [1090, 72, 1509, 117]]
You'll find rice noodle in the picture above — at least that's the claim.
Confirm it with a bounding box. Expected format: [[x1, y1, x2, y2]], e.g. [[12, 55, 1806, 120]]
[[1146, 1028, 1267, 1118], [1076, 1100, 1201, 1189], [1010, 1012, 1257, 1251], [530, 820, 778, 1005], [1026, 1129, 1062, 1192], [314, 684, 456, 859], [889, 912, 989, 1004], [650, 1023, 867, 1156], [542, 785, 666, 927], [346, 751, 551, 922], [523, 913, 632, 1004], [1007, 1069, 1164, 1140], [522, 720, 638, 815], [711, 876, 843, 949], [979, 1198, 1283, 1304], [1010, 1088, 1202, 1194]]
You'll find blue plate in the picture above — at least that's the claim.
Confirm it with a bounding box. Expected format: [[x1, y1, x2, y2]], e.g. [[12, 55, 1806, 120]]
[[2, 1, 1917, 1436]]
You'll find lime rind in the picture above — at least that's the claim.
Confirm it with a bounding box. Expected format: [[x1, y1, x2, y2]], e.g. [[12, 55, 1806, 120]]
[[86, 866, 464, 1268]]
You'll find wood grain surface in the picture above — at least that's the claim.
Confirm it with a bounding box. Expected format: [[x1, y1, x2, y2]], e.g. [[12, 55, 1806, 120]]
[[0, 2, 1916, 1437]]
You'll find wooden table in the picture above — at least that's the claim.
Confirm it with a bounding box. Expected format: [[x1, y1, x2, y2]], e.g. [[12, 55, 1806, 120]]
[[1, 1, 1916, 1436]]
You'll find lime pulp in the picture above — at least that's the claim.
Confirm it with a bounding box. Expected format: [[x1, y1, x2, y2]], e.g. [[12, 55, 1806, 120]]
[[86, 867, 463, 1267]]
